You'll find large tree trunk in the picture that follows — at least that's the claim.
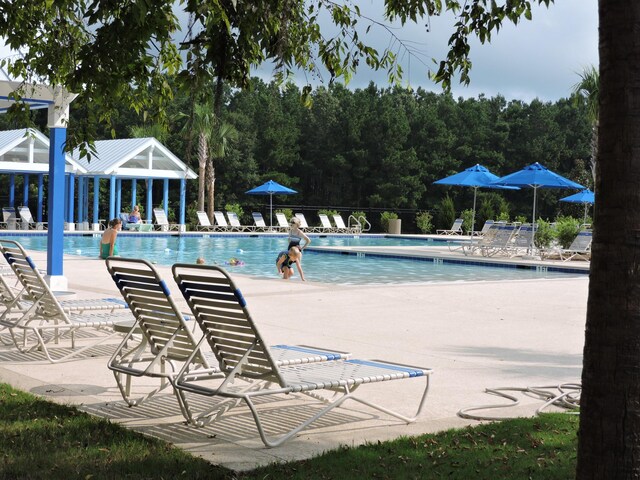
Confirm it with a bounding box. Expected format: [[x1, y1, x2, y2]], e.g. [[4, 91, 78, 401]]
[[197, 133, 207, 215], [576, 2, 640, 478]]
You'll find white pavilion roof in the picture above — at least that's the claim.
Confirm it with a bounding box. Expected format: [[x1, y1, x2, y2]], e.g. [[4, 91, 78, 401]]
[[73, 137, 196, 180], [0, 128, 86, 174]]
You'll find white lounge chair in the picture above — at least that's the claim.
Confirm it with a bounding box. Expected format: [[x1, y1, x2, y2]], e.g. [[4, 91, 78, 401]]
[[251, 212, 269, 231], [437, 218, 464, 235], [472, 220, 494, 236], [559, 229, 592, 261], [0, 240, 132, 362], [332, 214, 359, 233], [172, 263, 433, 447], [1, 207, 17, 230], [461, 222, 515, 257], [275, 212, 290, 231], [105, 258, 351, 414], [213, 211, 233, 231], [195, 211, 216, 231], [318, 213, 337, 232], [510, 223, 537, 256], [153, 208, 180, 231], [225, 211, 249, 231], [18, 206, 45, 230]]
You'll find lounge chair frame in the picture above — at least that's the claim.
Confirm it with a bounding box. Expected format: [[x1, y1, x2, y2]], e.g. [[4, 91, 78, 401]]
[[437, 218, 464, 235], [106, 258, 351, 415], [0, 240, 131, 362], [172, 263, 433, 447], [153, 208, 180, 231]]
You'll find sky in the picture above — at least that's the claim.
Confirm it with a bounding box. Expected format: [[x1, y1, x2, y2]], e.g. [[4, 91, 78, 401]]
[[0, 1, 598, 104], [291, 0, 599, 102]]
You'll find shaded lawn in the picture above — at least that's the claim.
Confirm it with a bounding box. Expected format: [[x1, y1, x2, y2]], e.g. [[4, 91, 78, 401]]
[[0, 383, 577, 479]]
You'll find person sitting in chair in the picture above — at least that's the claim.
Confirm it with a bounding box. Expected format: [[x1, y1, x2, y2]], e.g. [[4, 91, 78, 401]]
[[128, 205, 141, 224]]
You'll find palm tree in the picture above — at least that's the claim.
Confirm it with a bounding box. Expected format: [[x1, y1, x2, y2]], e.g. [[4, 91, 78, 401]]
[[206, 121, 237, 220], [181, 103, 215, 216], [129, 124, 168, 143], [572, 65, 599, 183]]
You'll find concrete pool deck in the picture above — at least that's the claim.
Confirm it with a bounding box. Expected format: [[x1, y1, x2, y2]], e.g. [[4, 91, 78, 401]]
[[0, 240, 588, 471]]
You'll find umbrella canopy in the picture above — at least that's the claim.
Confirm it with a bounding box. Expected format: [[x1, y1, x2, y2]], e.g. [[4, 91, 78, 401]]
[[560, 188, 595, 225], [434, 164, 518, 235], [246, 180, 297, 229], [492, 162, 585, 253], [560, 188, 594, 204]]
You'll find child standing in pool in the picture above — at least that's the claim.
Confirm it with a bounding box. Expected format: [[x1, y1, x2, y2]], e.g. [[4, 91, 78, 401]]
[[100, 218, 122, 259], [276, 245, 305, 281]]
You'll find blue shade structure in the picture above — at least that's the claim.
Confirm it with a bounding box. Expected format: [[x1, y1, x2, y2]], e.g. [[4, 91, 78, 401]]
[[492, 162, 585, 253], [560, 188, 595, 224], [434, 164, 518, 235], [246, 180, 297, 229]]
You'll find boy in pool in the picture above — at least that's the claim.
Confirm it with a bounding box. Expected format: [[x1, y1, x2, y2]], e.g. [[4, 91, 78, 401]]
[[275, 246, 305, 281]]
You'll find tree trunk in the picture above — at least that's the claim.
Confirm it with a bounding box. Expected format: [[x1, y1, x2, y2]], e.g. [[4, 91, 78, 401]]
[[197, 133, 207, 215], [577, 2, 640, 478], [206, 162, 215, 221]]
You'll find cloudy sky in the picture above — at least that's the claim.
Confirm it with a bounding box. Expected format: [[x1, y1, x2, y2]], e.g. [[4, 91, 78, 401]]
[[295, 0, 598, 102]]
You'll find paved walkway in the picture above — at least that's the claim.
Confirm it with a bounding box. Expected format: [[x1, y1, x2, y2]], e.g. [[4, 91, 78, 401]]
[[0, 242, 588, 471]]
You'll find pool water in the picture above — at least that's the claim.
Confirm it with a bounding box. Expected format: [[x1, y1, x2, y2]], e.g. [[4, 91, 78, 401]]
[[6, 234, 583, 285]]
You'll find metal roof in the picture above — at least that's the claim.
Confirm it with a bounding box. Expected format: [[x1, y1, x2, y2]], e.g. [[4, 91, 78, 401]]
[[0, 128, 86, 174], [73, 137, 196, 180]]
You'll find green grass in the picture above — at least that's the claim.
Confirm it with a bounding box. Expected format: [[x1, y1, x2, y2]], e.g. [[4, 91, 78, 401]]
[[0, 383, 578, 479]]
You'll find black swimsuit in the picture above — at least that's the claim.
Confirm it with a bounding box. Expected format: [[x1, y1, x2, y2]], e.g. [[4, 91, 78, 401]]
[[276, 251, 296, 271]]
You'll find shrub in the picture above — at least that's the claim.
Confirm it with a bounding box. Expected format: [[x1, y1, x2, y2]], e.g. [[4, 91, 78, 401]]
[[534, 218, 555, 248], [460, 209, 475, 234], [380, 211, 398, 233], [555, 216, 581, 248], [351, 211, 368, 230], [436, 194, 456, 230], [275, 208, 293, 222], [225, 203, 244, 222], [319, 209, 338, 217], [416, 211, 433, 234], [515, 215, 527, 225], [496, 211, 510, 222]]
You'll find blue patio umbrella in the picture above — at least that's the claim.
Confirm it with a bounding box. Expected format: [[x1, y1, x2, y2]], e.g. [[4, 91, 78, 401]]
[[560, 188, 595, 225], [492, 162, 585, 253], [434, 164, 519, 235], [246, 180, 297, 229]]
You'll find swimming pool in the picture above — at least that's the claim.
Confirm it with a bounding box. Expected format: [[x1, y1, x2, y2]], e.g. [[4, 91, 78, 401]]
[[2, 233, 585, 285]]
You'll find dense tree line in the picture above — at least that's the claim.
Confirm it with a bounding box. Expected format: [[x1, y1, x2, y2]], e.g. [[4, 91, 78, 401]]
[[0, 79, 592, 232], [213, 79, 592, 231]]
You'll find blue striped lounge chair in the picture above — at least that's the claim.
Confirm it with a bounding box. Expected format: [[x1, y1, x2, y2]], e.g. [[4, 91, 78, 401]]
[[172, 263, 433, 447]]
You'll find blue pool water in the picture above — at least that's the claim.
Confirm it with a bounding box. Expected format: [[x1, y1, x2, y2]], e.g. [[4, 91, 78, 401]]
[[3, 234, 584, 285]]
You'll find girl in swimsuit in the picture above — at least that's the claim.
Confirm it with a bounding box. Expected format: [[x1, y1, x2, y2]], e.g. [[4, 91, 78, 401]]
[[275, 246, 305, 281], [100, 218, 122, 259]]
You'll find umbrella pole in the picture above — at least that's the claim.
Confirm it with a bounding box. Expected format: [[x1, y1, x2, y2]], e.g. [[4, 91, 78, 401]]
[[269, 193, 273, 229], [583, 202, 588, 226], [472, 186, 478, 237], [531, 186, 538, 254]]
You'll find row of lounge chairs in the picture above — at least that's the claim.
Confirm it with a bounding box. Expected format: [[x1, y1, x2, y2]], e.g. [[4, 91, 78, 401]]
[[119, 208, 180, 232], [0, 239, 432, 447], [454, 222, 592, 261], [196, 211, 363, 233], [1, 206, 46, 230]]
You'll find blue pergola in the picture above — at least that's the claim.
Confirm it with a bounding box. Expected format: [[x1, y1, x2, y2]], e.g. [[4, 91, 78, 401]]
[[0, 81, 76, 291], [0, 128, 86, 224], [72, 137, 197, 230]]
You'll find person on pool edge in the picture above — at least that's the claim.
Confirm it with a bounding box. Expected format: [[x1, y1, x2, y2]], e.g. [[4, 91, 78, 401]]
[[100, 218, 122, 259], [276, 245, 305, 281]]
